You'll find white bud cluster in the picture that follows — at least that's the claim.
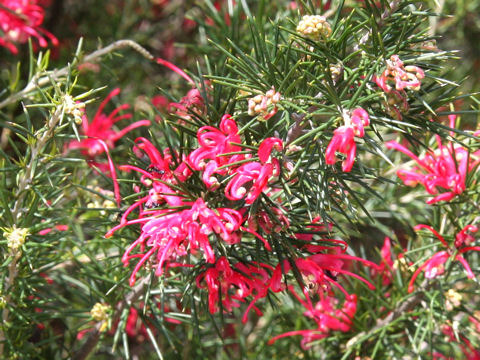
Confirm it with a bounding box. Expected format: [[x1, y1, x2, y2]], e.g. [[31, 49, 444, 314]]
[[4, 226, 29, 256], [444, 289, 462, 311], [91, 302, 110, 321], [296, 15, 332, 40], [63, 95, 85, 124], [247, 87, 281, 118]]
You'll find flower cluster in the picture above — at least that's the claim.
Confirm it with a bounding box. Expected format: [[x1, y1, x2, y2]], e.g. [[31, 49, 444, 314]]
[[386, 136, 479, 204], [408, 224, 479, 293], [374, 55, 424, 119], [269, 293, 358, 349], [108, 115, 284, 285], [0, 0, 58, 54], [247, 86, 281, 120], [67, 88, 151, 160], [296, 15, 332, 40], [4, 226, 29, 256], [196, 257, 272, 319], [325, 108, 370, 172], [107, 112, 382, 346]]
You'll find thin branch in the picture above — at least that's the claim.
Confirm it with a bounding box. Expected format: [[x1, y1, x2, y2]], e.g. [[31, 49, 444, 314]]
[[0, 40, 154, 110], [0, 104, 64, 355], [346, 279, 431, 348]]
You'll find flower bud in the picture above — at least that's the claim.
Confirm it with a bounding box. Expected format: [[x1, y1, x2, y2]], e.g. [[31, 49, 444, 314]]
[[296, 15, 332, 40]]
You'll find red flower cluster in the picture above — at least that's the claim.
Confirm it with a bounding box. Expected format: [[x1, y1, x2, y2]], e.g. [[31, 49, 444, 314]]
[[408, 224, 479, 293], [67, 88, 151, 160], [375, 55, 424, 92], [374, 55, 424, 119], [107, 113, 382, 346], [107, 115, 284, 285], [325, 107, 370, 172], [386, 136, 480, 204], [269, 291, 358, 349], [0, 0, 58, 54]]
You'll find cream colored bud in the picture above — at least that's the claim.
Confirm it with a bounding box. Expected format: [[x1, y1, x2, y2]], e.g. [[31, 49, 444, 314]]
[[91, 302, 110, 322], [63, 95, 85, 124], [4, 226, 29, 255], [296, 15, 332, 40], [247, 86, 281, 118], [445, 289, 462, 311]]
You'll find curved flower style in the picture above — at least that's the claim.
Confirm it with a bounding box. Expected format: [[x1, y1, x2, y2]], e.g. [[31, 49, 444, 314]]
[[188, 114, 244, 173], [196, 256, 272, 319], [375, 55, 425, 92], [408, 224, 480, 293], [325, 108, 369, 172], [67, 88, 151, 158], [107, 198, 243, 285], [268, 291, 357, 349], [224, 160, 280, 204], [270, 250, 379, 297], [386, 137, 479, 204], [0, 0, 58, 54]]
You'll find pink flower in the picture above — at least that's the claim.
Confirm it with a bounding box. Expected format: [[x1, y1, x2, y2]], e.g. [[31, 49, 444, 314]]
[[455, 225, 478, 248], [270, 249, 379, 296], [386, 137, 479, 204], [196, 256, 272, 318], [0, 0, 58, 54], [224, 136, 283, 203], [371, 237, 396, 286], [408, 224, 480, 293], [325, 126, 356, 172], [188, 114, 244, 174], [258, 137, 283, 163], [107, 198, 243, 286], [375, 55, 425, 92], [325, 107, 369, 172], [224, 160, 280, 203], [268, 292, 357, 349], [67, 88, 151, 158]]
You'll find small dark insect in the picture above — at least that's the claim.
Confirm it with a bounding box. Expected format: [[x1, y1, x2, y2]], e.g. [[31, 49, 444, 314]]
[[324, 269, 338, 281], [144, 200, 161, 209], [147, 165, 165, 175]]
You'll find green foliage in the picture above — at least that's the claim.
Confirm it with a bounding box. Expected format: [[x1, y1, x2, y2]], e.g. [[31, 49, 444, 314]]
[[0, 0, 480, 359]]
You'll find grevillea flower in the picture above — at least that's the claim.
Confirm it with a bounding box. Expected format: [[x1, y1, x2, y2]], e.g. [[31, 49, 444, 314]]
[[268, 291, 357, 349], [67, 88, 151, 158], [188, 114, 244, 174], [271, 249, 378, 297], [196, 256, 272, 320], [386, 137, 480, 204], [0, 0, 58, 54], [325, 108, 369, 172], [225, 160, 280, 204], [247, 87, 281, 120], [439, 324, 480, 360], [372, 237, 396, 286], [224, 136, 283, 203], [107, 198, 243, 286], [375, 55, 425, 92], [408, 224, 480, 293]]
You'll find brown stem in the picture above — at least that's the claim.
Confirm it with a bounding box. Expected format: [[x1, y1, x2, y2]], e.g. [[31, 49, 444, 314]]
[[0, 104, 65, 355], [346, 279, 431, 348], [0, 40, 154, 110]]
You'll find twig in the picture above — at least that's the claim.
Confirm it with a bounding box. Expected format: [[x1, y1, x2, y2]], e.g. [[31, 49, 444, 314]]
[[72, 276, 151, 360], [0, 40, 154, 110], [0, 104, 65, 355]]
